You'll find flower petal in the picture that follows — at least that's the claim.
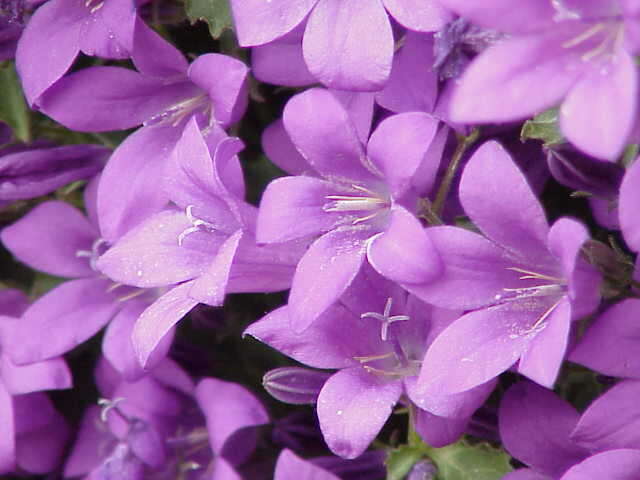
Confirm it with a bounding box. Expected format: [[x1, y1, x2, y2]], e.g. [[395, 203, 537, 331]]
[[500, 382, 587, 477], [560, 51, 638, 161], [257, 176, 342, 244], [448, 32, 585, 123], [8, 278, 119, 364], [283, 88, 373, 181], [460, 140, 549, 257], [417, 301, 542, 395], [275, 449, 341, 480], [561, 450, 640, 480], [288, 228, 367, 332], [15, 0, 83, 105], [303, 0, 393, 91], [97, 124, 184, 242], [367, 206, 441, 284], [383, 0, 452, 32], [367, 113, 439, 198], [132, 282, 198, 368], [571, 380, 640, 452], [570, 299, 640, 378], [317, 367, 402, 459], [1, 201, 97, 278], [0, 382, 15, 474], [229, 0, 317, 46]]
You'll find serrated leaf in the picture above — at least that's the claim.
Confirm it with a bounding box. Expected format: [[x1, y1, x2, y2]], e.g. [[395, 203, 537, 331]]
[[386, 445, 426, 480], [427, 440, 512, 480], [0, 62, 31, 143], [521, 108, 564, 146], [185, 0, 232, 39]]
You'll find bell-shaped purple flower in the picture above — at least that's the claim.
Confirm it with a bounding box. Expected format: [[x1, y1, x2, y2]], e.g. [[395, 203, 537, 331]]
[[257, 88, 443, 331]]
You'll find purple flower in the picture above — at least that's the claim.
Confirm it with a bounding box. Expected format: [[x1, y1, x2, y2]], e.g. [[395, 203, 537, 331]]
[[0, 181, 161, 377], [380, 140, 601, 395], [0, 289, 71, 475], [16, 0, 137, 106], [500, 380, 640, 479], [229, 0, 451, 91], [247, 267, 492, 458], [97, 119, 304, 367], [36, 19, 249, 241], [257, 88, 442, 331], [439, 0, 640, 160]]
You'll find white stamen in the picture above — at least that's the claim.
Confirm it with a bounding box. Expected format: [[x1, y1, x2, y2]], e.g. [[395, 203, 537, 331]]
[[361, 297, 410, 341]]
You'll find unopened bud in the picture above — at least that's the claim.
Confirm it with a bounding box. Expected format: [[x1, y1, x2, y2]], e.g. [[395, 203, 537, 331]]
[[263, 367, 331, 405]]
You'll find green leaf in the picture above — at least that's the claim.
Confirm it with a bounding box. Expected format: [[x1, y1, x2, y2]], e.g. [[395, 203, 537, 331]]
[[30, 272, 66, 298], [184, 0, 232, 39], [0, 62, 31, 143], [520, 108, 564, 146], [386, 445, 426, 480], [427, 440, 512, 480]]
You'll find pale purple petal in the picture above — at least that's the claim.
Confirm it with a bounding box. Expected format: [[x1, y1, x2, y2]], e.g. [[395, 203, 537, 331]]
[[366, 112, 439, 198], [188, 53, 249, 126], [417, 302, 542, 395], [383, 0, 452, 32], [561, 450, 640, 480], [132, 282, 198, 368], [275, 449, 341, 480], [288, 228, 367, 332], [245, 303, 375, 369], [77, 0, 135, 58], [7, 278, 120, 364], [500, 382, 587, 477], [39, 67, 196, 131], [570, 299, 640, 378], [262, 119, 314, 175], [303, 0, 393, 91], [229, 0, 317, 46], [102, 300, 155, 381], [131, 16, 188, 77], [561, 52, 638, 161], [502, 471, 551, 480], [376, 32, 439, 114], [256, 176, 342, 244], [15, 0, 84, 105], [283, 88, 373, 181], [190, 229, 243, 306], [367, 206, 442, 284], [1, 201, 97, 278], [97, 124, 184, 242], [407, 226, 516, 310], [436, 0, 556, 33], [331, 90, 376, 144], [517, 298, 571, 389], [195, 377, 269, 455], [317, 367, 402, 459], [460, 141, 549, 258], [448, 31, 586, 123], [620, 157, 640, 252], [253, 41, 316, 87], [97, 209, 225, 287], [571, 380, 640, 452], [0, 354, 72, 395]]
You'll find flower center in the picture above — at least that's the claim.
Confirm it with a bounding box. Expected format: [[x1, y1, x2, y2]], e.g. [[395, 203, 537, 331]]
[[145, 95, 211, 128], [323, 184, 390, 225], [562, 21, 625, 63], [356, 298, 420, 379], [177, 205, 217, 246], [76, 237, 110, 272]]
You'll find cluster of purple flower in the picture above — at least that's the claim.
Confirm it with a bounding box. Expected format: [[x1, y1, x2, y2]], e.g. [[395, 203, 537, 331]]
[[1, 0, 640, 478]]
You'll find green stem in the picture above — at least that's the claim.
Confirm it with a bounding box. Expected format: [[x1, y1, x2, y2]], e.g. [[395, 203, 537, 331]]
[[432, 128, 480, 216]]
